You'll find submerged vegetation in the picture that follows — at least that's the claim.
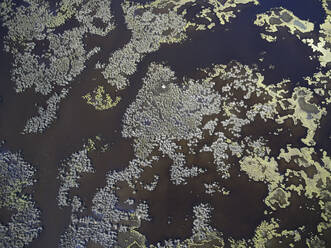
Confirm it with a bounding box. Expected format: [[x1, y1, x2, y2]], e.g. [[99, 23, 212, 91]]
[[0, 147, 42, 248], [0, 0, 116, 133], [0, 0, 330, 247], [60, 59, 331, 247], [57, 148, 94, 208], [102, 1, 187, 90], [255, 7, 315, 42], [83, 86, 121, 111]]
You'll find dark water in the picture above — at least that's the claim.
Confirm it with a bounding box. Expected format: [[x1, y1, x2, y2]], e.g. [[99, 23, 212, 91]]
[[0, 0, 330, 247], [258, 0, 326, 26], [151, 0, 322, 85]]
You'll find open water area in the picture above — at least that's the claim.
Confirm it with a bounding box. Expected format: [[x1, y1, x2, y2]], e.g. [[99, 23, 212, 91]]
[[0, 0, 330, 247]]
